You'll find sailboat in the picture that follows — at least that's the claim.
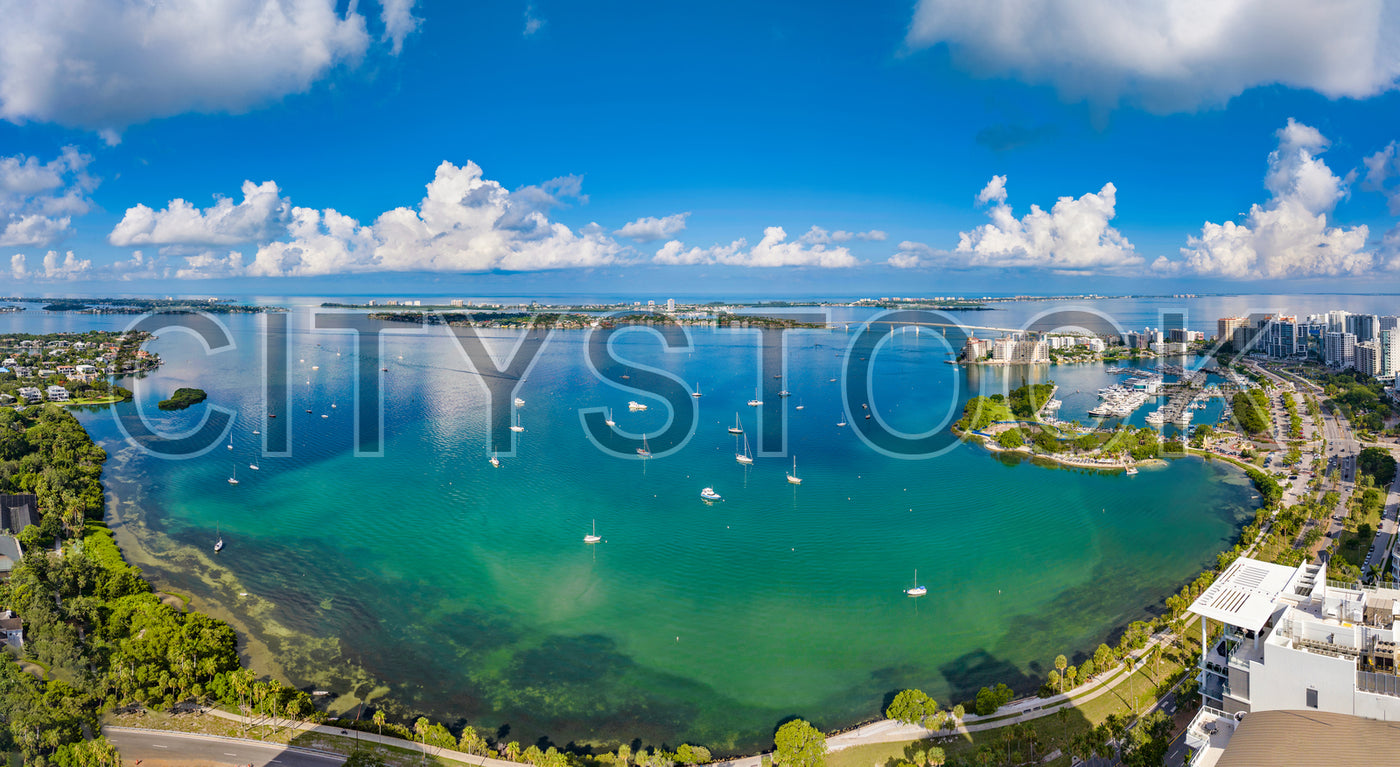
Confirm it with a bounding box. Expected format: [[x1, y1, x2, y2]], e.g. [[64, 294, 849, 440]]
[[227, 433, 233, 450], [584, 520, 601, 543], [795, 398, 805, 411], [736, 432, 754, 465], [214, 525, 224, 553], [747, 389, 762, 407], [837, 412, 847, 427], [786, 456, 802, 485], [227, 467, 239, 485], [490, 452, 500, 468], [905, 570, 927, 597], [728, 414, 744, 435], [510, 412, 525, 432], [249, 460, 260, 470], [604, 408, 616, 427], [636, 435, 652, 458], [692, 384, 702, 398]]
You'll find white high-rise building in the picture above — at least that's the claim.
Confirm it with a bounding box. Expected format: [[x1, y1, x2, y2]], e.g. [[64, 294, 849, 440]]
[[1380, 329, 1399, 378], [1325, 332, 1356, 368], [1355, 342, 1380, 377], [666, 298, 676, 312]]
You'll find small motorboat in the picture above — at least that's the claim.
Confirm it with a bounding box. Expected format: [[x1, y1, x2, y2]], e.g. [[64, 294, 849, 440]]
[[700, 487, 722, 501]]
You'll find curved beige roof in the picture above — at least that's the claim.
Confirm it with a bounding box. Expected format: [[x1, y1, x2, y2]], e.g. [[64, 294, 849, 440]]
[[1217, 709, 1400, 767]]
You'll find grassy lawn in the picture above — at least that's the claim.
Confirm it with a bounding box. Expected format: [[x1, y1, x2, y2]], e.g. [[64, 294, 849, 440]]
[[60, 394, 127, 406], [826, 629, 1199, 767], [1335, 495, 1383, 571]]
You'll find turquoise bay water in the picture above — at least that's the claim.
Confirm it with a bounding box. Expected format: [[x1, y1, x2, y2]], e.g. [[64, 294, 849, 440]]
[[4, 302, 1263, 751]]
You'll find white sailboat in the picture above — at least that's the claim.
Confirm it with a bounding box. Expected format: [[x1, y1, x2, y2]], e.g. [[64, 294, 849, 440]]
[[736, 432, 754, 465], [604, 408, 615, 427], [728, 414, 743, 435], [700, 487, 722, 501], [747, 389, 762, 407], [692, 384, 702, 398], [249, 461, 260, 470], [510, 412, 525, 432], [227, 433, 233, 450], [584, 520, 601, 544], [637, 435, 652, 458], [905, 570, 927, 597], [786, 456, 802, 485], [837, 412, 847, 427], [795, 399, 804, 411], [214, 525, 224, 553], [490, 452, 500, 467], [227, 467, 239, 485]]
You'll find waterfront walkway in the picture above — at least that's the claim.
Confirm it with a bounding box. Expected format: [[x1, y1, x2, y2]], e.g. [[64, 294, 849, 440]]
[[714, 615, 1197, 767], [110, 706, 524, 767]]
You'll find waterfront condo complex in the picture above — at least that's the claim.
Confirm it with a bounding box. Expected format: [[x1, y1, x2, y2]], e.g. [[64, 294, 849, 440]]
[[1186, 556, 1400, 764]]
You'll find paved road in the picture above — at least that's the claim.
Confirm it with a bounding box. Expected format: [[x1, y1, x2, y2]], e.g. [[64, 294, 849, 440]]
[[106, 728, 345, 767]]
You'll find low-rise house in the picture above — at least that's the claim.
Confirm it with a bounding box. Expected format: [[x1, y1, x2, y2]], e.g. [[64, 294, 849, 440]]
[[15, 387, 40, 404], [45, 385, 69, 402], [0, 495, 36, 535], [0, 610, 21, 650], [0, 535, 19, 579]]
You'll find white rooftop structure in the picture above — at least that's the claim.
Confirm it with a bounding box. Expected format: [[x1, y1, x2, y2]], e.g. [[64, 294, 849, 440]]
[[1189, 557, 1301, 632]]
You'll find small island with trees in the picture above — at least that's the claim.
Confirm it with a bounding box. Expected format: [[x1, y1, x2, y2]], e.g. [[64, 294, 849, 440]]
[[158, 387, 208, 410]]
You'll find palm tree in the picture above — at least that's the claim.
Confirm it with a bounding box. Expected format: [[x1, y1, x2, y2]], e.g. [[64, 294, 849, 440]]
[[1054, 654, 1068, 693], [414, 717, 430, 763], [505, 741, 522, 763], [373, 709, 385, 739]]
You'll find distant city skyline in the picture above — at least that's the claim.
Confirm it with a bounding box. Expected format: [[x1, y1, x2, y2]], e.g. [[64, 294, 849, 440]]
[[2, 1, 1399, 294]]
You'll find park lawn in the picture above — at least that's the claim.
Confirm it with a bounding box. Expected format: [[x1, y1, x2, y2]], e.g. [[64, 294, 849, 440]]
[[60, 394, 126, 406], [827, 626, 1201, 767], [1335, 495, 1384, 571]]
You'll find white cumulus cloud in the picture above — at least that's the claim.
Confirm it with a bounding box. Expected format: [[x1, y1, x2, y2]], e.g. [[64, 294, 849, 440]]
[[886, 241, 947, 269], [1178, 119, 1373, 278], [798, 226, 887, 245], [615, 212, 690, 241], [0, 146, 95, 247], [0, 0, 418, 136], [653, 227, 858, 268], [955, 177, 1140, 271], [379, 0, 420, 55], [906, 0, 1400, 112], [1363, 141, 1400, 214], [109, 180, 292, 247], [130, 161, 626, 278]]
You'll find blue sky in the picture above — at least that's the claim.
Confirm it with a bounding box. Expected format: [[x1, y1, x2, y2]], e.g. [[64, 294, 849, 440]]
[[2, 0, 1399, 297]]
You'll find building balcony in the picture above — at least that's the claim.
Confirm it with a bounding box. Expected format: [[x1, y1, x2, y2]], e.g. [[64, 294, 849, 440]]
[[1184, 707, 1237, 767]]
